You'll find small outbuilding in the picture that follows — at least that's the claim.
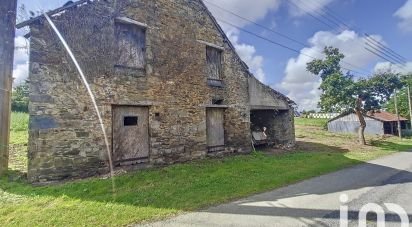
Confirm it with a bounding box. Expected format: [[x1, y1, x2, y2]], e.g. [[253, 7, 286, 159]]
[[328, 111, 408, 136]]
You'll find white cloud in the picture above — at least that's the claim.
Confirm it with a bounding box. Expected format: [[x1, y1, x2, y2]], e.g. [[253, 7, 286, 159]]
[[13, 36, 30, 87], [227, 29, 266, 82], [205, 0, 279, 83], [289, 0, 335, 17], [14, 36, 29, 64], [276, 30, 382, 111], [394, 0, 412, 32], [374, 61, 412, 74], [205, 0, 281, 29], [13, 62, 29, 86]]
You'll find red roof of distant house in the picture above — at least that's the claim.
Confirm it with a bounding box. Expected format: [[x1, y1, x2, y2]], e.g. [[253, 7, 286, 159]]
[[367, 111, 408, 122]]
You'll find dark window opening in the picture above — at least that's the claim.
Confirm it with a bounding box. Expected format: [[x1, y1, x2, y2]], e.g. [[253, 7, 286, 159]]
[[154, 112, 161, 121], [115, 22, 146, 69], [212, 99, 224, 105], [401, 121, 407, 130], [124, 116, 138, 126], [206, 46, 222, 80]]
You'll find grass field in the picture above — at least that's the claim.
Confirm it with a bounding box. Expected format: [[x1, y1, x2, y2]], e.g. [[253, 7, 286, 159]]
[[1, 114, 411, 226], [8, 112, 28, 172], [294, 117, 329, 128]]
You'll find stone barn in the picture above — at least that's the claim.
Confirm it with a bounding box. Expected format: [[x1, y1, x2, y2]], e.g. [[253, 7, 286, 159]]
[[17, 0, 295, 183], [328, 111, 408, 136]]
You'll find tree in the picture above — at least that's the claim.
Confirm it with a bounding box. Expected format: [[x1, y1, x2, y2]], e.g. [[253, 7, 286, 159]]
[[358, 72, 404, 110], [307, 47, 357, 113], [11, 81, 29, 113], [386, 89, 409, 118], [355, 95, 366, 145], [385, 74, 412, 119], [306, 47, 402, 145]]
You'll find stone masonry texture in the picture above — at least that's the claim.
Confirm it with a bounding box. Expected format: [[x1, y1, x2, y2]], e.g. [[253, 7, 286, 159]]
[[26, 0, 295, 182]]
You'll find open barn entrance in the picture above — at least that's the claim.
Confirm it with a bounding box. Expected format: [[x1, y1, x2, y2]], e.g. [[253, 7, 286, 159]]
[[383, 121, 408, 136], [250, 109, 292, 147]]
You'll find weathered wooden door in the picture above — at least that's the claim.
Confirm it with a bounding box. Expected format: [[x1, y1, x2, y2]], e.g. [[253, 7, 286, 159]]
[[206, 108, 225, 153], [113, 106, 149, 165]]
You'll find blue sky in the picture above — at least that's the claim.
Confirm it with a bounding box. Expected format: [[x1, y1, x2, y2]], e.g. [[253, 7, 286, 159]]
[[14, 0, 412, 110]]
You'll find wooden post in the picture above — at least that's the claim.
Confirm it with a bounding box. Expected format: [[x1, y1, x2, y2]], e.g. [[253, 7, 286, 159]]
[[0, 0, 17, 175], [408, 85, 412, 130], [394, 89, 402, 138], [355, 96, 366, 145]]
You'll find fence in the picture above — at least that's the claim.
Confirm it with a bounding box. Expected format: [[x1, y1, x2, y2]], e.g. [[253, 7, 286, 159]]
[[306, 113, 340, 119]]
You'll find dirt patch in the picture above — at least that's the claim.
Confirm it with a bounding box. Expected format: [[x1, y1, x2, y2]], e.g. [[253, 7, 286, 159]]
[[264, 124, 401, 155]]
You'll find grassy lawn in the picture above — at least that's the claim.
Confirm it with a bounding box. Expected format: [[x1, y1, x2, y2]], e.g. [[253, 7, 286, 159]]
[[8, 112, 28, 172], [1, 115, 412, 226], [294, 117, 329, 128]]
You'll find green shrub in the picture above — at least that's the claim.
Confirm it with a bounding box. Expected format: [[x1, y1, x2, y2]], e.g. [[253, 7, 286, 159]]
[[11, 81, 29, 113]]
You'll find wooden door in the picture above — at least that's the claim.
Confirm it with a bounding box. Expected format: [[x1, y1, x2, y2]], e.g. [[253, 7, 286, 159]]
[[113, 106, 149, 165], [206, 108, 225, 153]]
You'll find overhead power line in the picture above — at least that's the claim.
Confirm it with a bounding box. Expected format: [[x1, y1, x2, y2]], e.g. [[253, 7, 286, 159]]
[[317, 1, 355, 31], [286, 0, 335, 31], [292, 0, 345, 32], [365, 48, 405, 72], [365, 34, 407, 64], [365, 42, 405, 66], [302, 0, 408, 67], [317, 4, 352, 31], [203, 0, 373, 75], [216, 18, 369, 76], [204, 0, 307, 47]]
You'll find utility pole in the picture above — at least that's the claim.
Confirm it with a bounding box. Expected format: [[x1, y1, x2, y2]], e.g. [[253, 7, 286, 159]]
[[408, 85, 412, 130], [0, 0, 17, 175], [394, 89, 402, 138]]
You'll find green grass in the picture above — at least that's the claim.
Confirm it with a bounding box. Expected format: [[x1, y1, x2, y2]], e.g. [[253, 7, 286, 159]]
[[295, 117, 329, 128], [1, 114, 412, 226], [10, 112, 29, 133], [0, 153, 368, 226], [9, 112, 28, 172]]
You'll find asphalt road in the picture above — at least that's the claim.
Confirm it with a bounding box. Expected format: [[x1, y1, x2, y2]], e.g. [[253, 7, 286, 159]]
[[142, 152, 412, 227]]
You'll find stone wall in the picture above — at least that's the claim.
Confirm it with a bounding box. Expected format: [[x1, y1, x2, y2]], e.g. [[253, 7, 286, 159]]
[[250, 109, 295, 147], [272, 109, 296, 147], [249, 77, 290, 110], [27, 0, 253, 182]]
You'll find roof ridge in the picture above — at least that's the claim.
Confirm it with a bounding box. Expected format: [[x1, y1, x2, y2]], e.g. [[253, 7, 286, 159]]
[[16, 0, 94, 28]]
